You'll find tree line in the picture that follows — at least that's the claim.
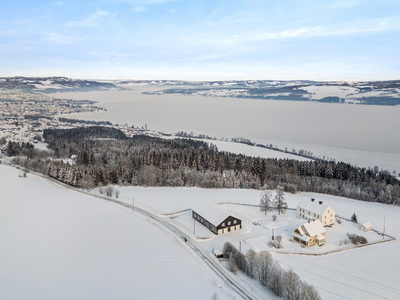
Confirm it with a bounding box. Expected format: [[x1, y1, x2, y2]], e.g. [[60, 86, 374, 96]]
[[223, 242, 321, 299], [6, 126, 400, 205]]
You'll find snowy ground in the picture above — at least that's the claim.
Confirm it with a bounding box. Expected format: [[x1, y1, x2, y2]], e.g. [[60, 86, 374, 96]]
[[4, 161, 399, 300], [113, 186, 400, 300], [199, 139, 312, 161], [0, 165, 241, 300]]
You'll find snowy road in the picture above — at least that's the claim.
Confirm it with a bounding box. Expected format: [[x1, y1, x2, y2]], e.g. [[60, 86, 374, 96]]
[[42, 175, 260, 300]]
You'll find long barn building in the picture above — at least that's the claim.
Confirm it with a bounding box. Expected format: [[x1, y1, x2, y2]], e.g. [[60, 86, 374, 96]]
[[192, 201, 242, 235]]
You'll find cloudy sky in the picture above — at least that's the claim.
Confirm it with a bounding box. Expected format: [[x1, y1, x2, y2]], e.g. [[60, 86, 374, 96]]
[[1, 0, 399, 80]]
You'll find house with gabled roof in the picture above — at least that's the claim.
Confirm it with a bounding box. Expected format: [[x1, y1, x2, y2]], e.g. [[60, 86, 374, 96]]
[[192, 201, 242, 235], [293, 219, 326, 247], [296, 198, 335, 226]]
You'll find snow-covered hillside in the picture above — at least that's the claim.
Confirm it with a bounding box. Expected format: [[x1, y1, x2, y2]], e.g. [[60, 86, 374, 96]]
[[0, 165, 240, 300], [3, 162, 399, 300]]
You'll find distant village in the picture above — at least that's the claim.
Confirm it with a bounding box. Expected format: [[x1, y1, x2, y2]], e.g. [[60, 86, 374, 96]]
[[0, 89, 156, 151]]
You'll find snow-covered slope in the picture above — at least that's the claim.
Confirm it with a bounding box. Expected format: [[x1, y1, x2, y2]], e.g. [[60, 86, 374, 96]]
[[0, 165, 239, 300]]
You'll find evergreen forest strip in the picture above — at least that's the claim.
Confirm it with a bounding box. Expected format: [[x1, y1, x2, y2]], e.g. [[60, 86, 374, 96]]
[[7, 126, 400, 205]]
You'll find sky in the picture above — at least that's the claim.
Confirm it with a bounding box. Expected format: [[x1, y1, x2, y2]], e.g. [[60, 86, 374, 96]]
[[1, 0, 399, 80]]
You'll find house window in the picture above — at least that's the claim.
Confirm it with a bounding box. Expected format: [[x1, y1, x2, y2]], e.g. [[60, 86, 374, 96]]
[[233, 220, 237, 224], [222, 223, 225, 227], [228, 221, 231, 226], [325, 216, 326, 219]]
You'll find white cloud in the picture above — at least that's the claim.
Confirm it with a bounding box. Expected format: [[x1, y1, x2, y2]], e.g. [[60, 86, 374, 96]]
[[253, 21, 398, 40], [134, 6, 146, 12], [329, 0, 360, 9], [45, 33, 81, 45], [67, 10, 112, 28], [141, 0, 177, 3]]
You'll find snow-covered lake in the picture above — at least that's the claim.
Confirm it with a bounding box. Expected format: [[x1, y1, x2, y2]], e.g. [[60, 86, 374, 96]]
[[54, 87, 400, 172]]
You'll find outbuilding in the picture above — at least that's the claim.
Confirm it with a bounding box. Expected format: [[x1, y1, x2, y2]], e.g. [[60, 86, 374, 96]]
[[192, 201, 242, 235], [359, 222, 373, 232]]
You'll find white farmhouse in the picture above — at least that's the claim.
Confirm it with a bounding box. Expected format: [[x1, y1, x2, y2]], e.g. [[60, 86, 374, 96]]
[[296, 198, 335, 227], [293, 219, 326, 247]]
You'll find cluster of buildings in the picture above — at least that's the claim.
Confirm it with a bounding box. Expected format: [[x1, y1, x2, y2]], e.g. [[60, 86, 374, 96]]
[[0, 89, 103, 145], [191, 197, 372, 249]]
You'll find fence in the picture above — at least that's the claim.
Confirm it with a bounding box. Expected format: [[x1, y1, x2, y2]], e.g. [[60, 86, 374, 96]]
[[275, 236, 396, 256]]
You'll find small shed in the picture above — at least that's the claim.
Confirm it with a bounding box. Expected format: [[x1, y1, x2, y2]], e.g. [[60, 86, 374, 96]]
[[359, 222, 373, 232], [213, 250, 224, 258]]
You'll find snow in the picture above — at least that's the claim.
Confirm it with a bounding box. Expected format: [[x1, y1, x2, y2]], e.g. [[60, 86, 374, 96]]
[[297, 198, 331, 215], [111, 186, 400, 299], [299, 219, 326, 238], [204, 139, 312, 161], [192, 200, 238, 226], [0, 165, 239, 300], [300, 85, 360, 99], [4, 160, 400, 299], [33, 142, 50, 151]]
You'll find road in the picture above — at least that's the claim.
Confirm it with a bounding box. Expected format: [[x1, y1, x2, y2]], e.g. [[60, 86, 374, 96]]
[[40, 174, 259, 300]]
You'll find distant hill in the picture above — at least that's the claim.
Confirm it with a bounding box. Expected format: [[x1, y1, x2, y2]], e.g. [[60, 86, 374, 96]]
[[0, 76, 120, 93], [121, 79, 400, 106]]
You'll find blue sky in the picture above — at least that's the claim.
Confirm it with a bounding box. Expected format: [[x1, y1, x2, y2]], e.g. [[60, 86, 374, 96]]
[[1, 0, 399, 80]]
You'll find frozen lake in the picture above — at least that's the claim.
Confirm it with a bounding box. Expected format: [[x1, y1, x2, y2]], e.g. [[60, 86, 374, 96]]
[[54, 87, 400, 172]]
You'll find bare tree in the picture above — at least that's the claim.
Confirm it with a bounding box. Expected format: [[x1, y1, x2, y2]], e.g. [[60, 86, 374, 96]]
[[259, 189, 272, 215], [274, 186, 288, 215], [300, 282, 322, 300], [245, 249, 258, 279], [210, 293, 219, 300], [268, 265, 284, 297], [255, 251, 277, 287], [281, 268, 302, 300], [106, 185, 114, 197]]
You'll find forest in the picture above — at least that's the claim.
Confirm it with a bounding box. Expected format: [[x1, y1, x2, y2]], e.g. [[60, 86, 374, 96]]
[[5, 126, 400, 205]]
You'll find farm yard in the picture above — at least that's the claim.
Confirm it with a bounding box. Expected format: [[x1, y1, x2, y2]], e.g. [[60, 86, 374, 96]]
[[115, 186, 400, 299]]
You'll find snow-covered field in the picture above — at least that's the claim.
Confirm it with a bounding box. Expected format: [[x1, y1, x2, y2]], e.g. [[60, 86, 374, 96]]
[[2, 162, 400, 299], [202, 139, 312, 161], [0, 165, 240, 300], [114, 186, 400, 300]]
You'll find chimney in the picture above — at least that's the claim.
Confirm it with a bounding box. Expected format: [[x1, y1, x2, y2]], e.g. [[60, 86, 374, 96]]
[[311, 198, 315, 202], [319, 201, 323, 205]]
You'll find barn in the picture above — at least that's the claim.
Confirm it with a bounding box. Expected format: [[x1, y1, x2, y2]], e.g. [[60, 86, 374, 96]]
[[192, 201, 242, 235]]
